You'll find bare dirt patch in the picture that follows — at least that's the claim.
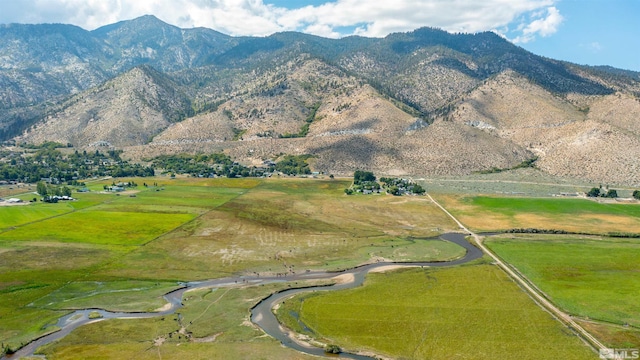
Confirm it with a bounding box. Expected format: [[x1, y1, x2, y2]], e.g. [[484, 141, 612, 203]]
[[0, 201, 30, 207], [154, 302, 172, 312], [331, 273, 355, 284], [191, 332, 223, 343], [153, 336, 166, 347], [369, 265, 417, 273]]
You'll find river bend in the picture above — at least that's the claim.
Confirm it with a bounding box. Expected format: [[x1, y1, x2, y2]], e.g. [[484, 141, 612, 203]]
[[4, 233, 481, 360]]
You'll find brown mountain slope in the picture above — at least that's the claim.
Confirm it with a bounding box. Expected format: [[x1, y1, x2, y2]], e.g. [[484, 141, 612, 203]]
[[587, 93, 640, 135], [340, 49, 480, 112], [17, 66, 190, 147], [536, 121, 640, 184], [450, 71, 640, 184], [127, 62, 531, 177], [13, 54, 639, 184]]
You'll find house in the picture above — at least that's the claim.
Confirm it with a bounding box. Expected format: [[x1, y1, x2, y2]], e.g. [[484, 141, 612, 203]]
[[40, 177, 60, 184], [91, 141, 111, 147]]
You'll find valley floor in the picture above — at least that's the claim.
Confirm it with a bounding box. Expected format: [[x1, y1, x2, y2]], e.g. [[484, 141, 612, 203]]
[[0, 175, 637, 359]]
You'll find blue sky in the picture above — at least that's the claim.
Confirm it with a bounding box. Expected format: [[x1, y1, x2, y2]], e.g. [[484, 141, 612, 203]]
[[517, 0, 639, 71], [0, 0, 637, 71]]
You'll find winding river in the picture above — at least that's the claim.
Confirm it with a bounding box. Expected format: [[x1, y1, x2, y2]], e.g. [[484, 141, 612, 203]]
[[4, 233, 482, 360]]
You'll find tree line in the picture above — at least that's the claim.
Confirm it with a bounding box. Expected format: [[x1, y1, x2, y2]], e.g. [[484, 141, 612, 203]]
[[0, 148, 153, 183], [346, 171, 426, 195]]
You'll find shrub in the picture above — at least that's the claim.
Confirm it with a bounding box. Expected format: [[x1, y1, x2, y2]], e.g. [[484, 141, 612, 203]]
[[586, 187, 601, 197], [325, 344, 341, 354], [353, 170, 375, 184]]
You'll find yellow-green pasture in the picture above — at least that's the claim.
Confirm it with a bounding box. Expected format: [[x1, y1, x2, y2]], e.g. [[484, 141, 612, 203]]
[[37, 282, 322, 360], [486, 234, 640, 348], [433, 194, 640, 234], [0, 177, 459, 352], [0, 178, 259, 351], [279, 264, 597, 360], [99, 178, 460, 280]]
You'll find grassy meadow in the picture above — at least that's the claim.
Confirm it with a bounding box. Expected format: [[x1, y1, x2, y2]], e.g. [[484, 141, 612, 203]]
[[0, 176, 460, 353], [98, 178, 460, 280], [0, 204, 71, 230], [30, 280, 181, 312], [433, 194, 640, 234], [37, 282, 324, 360], [279, 263, 596, 360], [0, 177, 254, 350], [485, 235, 640, 347], [0, 210, 194, 245], [4, 175, 636, 359]]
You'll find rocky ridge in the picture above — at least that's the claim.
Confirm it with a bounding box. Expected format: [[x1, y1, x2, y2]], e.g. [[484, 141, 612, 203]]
[[3, 16, 640, 184]]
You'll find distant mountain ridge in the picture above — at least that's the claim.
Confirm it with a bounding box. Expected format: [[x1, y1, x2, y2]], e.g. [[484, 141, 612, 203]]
[[2, 15, 640, 184]]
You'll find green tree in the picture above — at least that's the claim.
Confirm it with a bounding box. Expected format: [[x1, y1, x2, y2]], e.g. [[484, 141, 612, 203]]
[[353, 170, 375, 184], [61, 186, 72, 197], [275, 155, 312, 175], [412, 184, 426, 194], [36, 181, 48, 196], [586, 187, 601, 197], [633, 190, 640, 200], [325, 344, 341, 354], [605, 189, 618, 198]]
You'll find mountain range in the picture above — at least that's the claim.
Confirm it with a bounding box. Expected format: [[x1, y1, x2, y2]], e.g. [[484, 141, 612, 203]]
[[2, 15, 640, 184]]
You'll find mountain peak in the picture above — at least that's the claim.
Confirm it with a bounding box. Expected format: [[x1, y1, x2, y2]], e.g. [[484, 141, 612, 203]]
[[127, 14, 173, 28], [92, 14, 176, 38], [3, 17, 640, 184]]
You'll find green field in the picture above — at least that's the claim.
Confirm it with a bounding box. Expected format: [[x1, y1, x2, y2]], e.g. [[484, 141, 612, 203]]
[[4, 177, 638, 359], [486, 235, 640, 347], [0, 180, 241, 350], [30, 281, 181, 312], [472, 196, 640, 217], [434, 194, 640, 234], [0, 210, 194, 245], [0, 242, 123, 349], [38, 282, 321, 360], [97, 178, 459, 281], [0, 177, 462, 354], [0, 204, 71, 230], [279, 263, 596, 359]]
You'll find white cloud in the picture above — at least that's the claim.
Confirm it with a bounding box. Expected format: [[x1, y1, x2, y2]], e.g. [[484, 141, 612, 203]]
[[588, 41, 602, 52], [580, 41, 603, 53], [0, 0, 562, 43], [512, 6, 563, 44]]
